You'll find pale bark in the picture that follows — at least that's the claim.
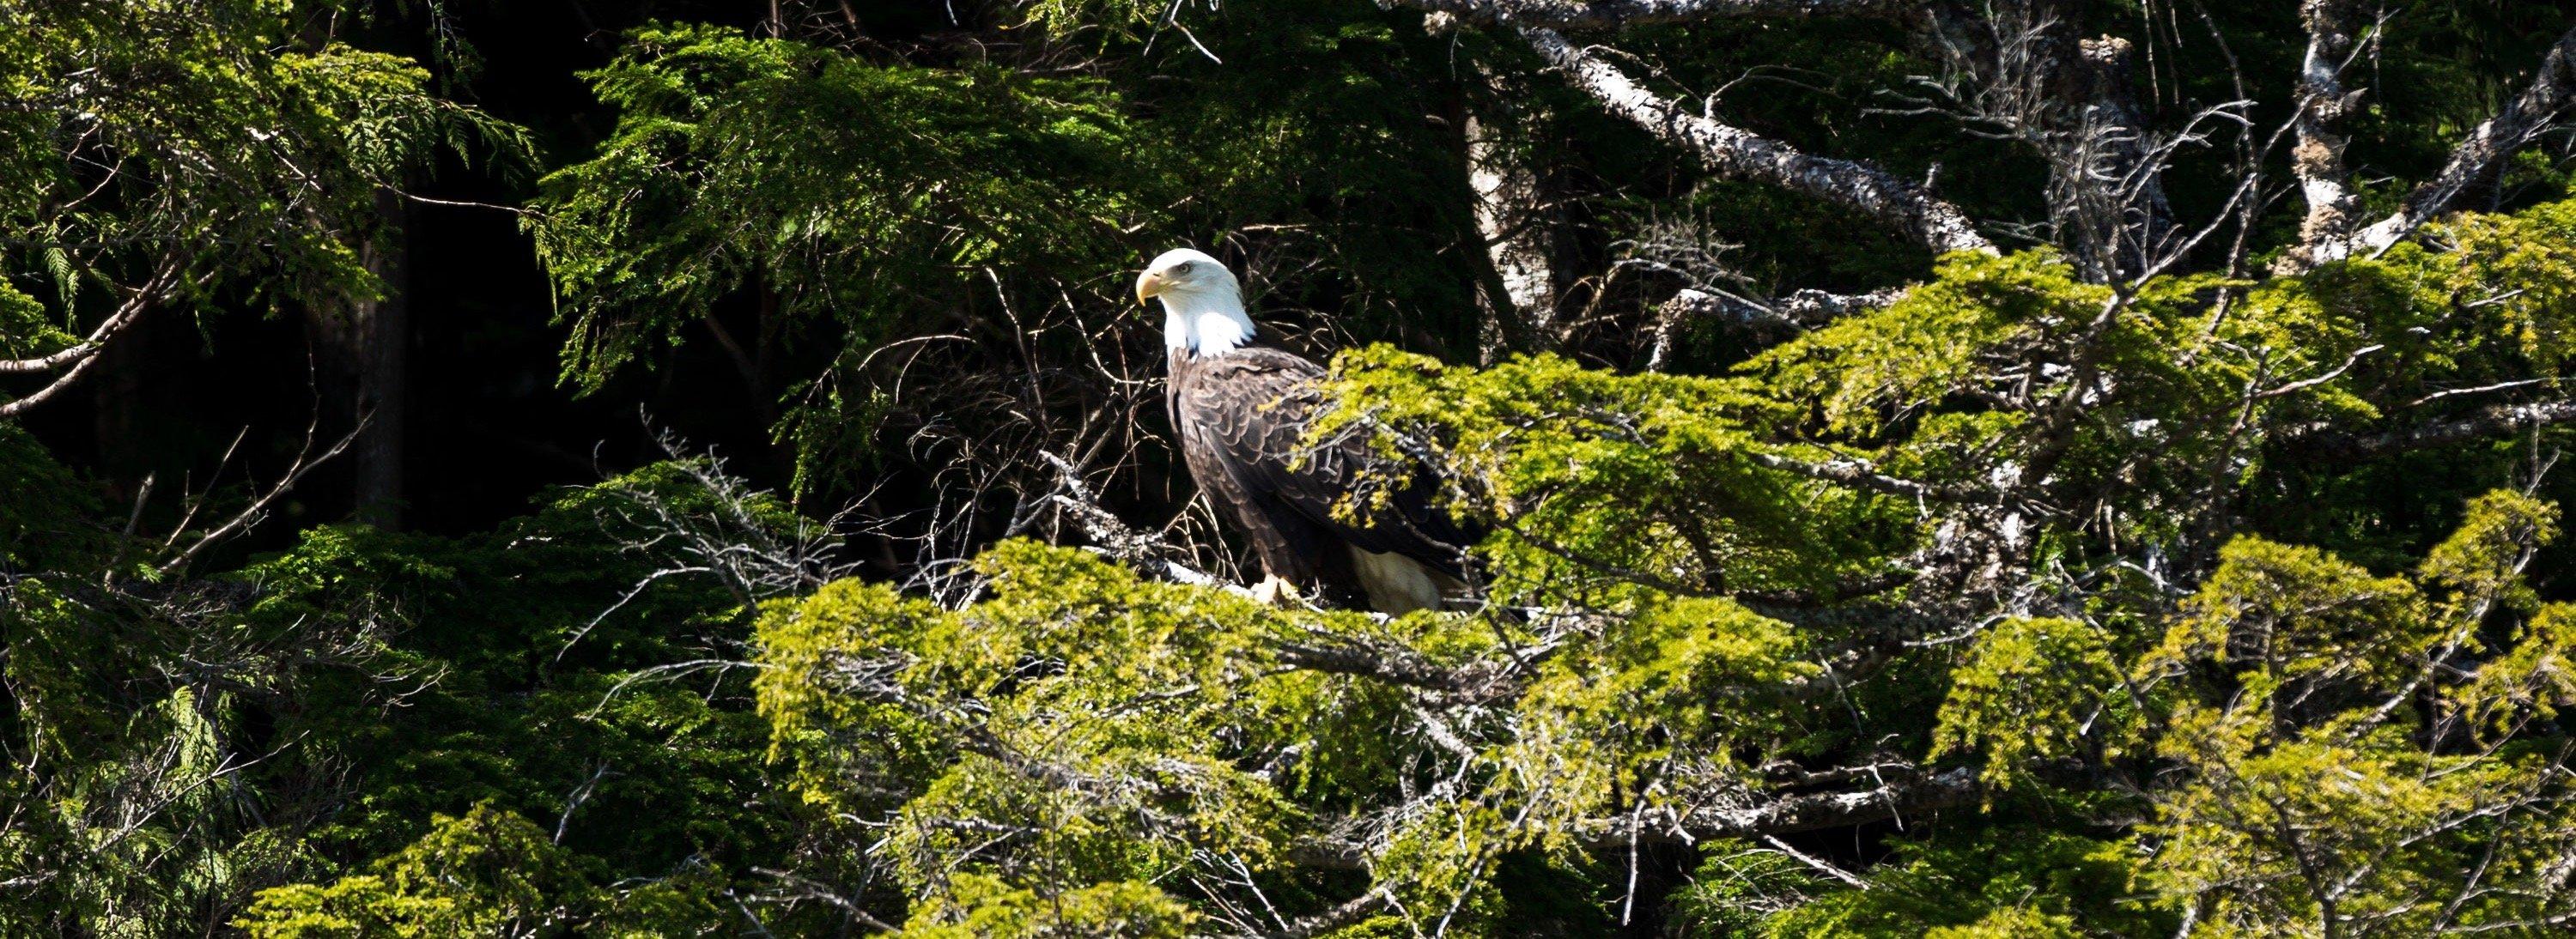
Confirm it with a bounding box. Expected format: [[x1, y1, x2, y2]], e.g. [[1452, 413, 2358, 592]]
[[1288, 766, 1979, 869], [2282, 0, 2370, 270], [2305, 398, 2576, 459], [2336, 23, 2576, 260], [2, 324, 131, 419], [1264, 892, 1397, 939], [1747, 451, 2007, 505], [1583, 766, 1977, 848], [0, 257, 180, 419], [1402, 0, 1909, 27], [1519, 27, 1996, 255], [0, 293, 149, 375], [1464, 73, 1561, 352], [1659, 285, 1903, 332], [2065, 33, 2178, 278], [2291, 16, 2576, 268]]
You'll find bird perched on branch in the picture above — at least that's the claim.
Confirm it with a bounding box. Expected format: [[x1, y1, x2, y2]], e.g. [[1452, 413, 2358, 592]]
[[1136, 247, 1478, 614]]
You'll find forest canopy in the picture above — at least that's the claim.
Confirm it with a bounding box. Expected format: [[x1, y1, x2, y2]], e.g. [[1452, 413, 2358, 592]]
[[9, 0, 2576, 936]]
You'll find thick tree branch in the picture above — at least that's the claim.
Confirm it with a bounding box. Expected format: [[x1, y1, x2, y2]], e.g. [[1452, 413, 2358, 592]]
[[1289, 766, 1978, 869], [2338, 22, 2576, 258], [2281, 0, 2370, 270], [1660, 285, 1905, 333], [1272, 633, 1533, 704], [0, 334, 121, 418], [0, 300, 142, 375], [1747, 451, 2008, 505], [2298, 398, 2576, 459], [1265, 890, 1397, 939], [1460, 68, 1556, 355], [0, 258, 181, 417], [1595, 767, 1977, 847], [1518, 27, 1995, 255], [1395, 0, 1909, 28]]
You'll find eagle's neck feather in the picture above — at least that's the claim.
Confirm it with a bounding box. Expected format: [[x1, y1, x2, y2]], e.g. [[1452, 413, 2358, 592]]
[[1162, 289, 1255, 356]]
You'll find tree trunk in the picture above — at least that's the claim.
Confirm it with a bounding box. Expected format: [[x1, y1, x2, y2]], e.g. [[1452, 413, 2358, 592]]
[[1466, 70, 1559, 353], [307, 189, 410, 529], [1449, 64, 1556, 361], [88, 304, 152, 504]]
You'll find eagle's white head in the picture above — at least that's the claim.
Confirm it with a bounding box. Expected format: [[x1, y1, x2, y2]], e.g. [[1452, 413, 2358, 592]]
[[1136, 247, 1255, 355]]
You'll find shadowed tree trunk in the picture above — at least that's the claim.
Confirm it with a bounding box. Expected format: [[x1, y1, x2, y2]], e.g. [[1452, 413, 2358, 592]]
[[88, 304, 153, 504], [307, 190, 410, 529]]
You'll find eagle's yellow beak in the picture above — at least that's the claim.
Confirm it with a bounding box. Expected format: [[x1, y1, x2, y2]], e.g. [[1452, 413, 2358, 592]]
[[1135, 270, 1166, 306]]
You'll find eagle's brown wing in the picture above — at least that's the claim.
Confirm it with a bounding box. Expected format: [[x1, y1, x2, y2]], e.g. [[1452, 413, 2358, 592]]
[[1170, 345, 1476, 603]]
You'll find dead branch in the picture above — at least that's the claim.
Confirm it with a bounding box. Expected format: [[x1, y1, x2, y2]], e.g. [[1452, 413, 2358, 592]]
[[1747, 451, 2010, 506], [1658, 285, 1905, 333], [154, 415, 364, 578], [2298, 398, 2576, 459], [1892, 3, 2179, 279], [0, 258, 185, 417], [1516, 27, 1996, 255], [1399, 0, 1909, 28], [1603, 766, 1978, 847], [1271, 632, 1536, 704], [1261, 888, 1398, 939], [2337, 22, 2576, 260], [1288, 766, 1979, 869]]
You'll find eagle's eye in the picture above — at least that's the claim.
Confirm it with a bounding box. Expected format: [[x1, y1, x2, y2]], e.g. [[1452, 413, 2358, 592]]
[[1172, 261, 1195, 276]]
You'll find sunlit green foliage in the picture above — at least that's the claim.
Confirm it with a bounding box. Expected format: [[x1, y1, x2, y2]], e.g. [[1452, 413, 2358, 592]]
[[1322, 348, 1906, 604], [240, 803, 608, 936], [750, 540, 1845, 929], [1760, 828, 2161, 937], [1932, 616, 2134, 787], [756, 542, 1336, 917], [14, 1, 2576, 935]]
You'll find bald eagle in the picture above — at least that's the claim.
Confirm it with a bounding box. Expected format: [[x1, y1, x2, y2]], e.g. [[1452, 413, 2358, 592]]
[[1136, 248, 1477, 614]]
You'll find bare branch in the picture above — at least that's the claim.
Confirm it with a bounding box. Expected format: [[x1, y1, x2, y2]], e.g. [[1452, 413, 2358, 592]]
[[1263, 889, 1397, 939], [1519, 27, 1995, 255], [2297, 398, 2576, 459], [0, 330, 122, 418], [1035, 450, 1237, 590], [1761, 833, 1870, 888], [1271, 632, 1534, 704], [1289, 766, 1979, 869], [1659, 285, 1905, 332], [0, 293, 143, 375], [0, 262, 186, 418], [1747, 451, 2008, 506], [154, 416, 363, 577], [2341, 22, 2576, 258], [1395, 0, 1909, 28], [1587, 766, 1978, 847], [2256, 343, 2382, 399]]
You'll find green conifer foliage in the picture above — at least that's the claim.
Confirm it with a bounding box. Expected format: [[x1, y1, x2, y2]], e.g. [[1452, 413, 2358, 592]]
[[15, 1, 2576, 934]]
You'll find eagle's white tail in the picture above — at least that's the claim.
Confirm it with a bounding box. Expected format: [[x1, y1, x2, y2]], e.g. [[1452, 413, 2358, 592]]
[[1350, 547, 1453, 615]]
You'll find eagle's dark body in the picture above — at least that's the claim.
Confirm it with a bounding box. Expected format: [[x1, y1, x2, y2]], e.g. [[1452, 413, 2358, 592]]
[[1167, 342, 1477, 612]]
